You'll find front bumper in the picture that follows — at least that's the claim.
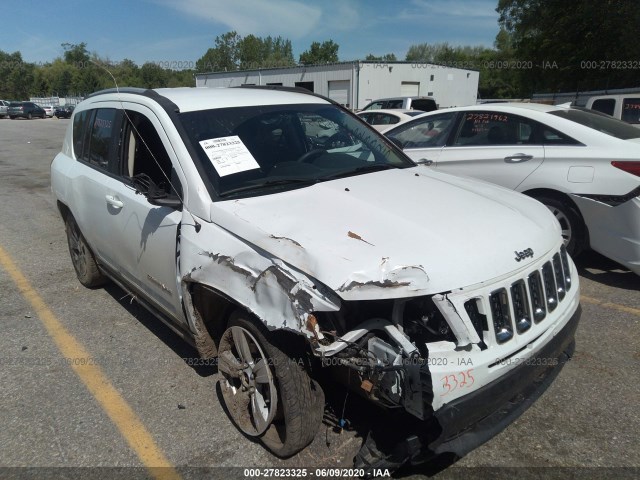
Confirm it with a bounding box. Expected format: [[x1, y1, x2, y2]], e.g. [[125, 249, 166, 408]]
[[355, 303, 581, 473], [430, 302, 580, 458]]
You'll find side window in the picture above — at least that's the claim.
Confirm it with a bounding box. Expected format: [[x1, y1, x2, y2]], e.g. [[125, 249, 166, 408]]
[[381, 114, 400, 125], [622, 98, 640, 124], [367, 113, 397, 125], [386, 99, 403, 109], [411, 99, 437, 112], [540, 126, 581, 145], [453, 112, 537, 146], [72, 110, 89, 159], [87, 109, 117, 171], [120, 111, 181, 198], [591, 99, 615, 116], [387, 112, 457, 148], [359, 113, 373, 124], [365, 101, 385, 110]]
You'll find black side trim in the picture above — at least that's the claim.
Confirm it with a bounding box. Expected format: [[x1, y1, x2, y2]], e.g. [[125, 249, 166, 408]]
[[576, 186, 640, 207], [97, 263, 195, 346]]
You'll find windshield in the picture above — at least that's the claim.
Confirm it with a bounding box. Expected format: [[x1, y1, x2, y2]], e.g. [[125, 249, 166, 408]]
[[178, 103, 414, 198], [549, 108, 640, 140]]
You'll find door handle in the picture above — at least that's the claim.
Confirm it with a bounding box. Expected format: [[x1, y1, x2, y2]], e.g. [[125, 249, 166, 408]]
[[504, 154, 534, 163], [418, 158, 434, 166], [105, 194, 124, 208]]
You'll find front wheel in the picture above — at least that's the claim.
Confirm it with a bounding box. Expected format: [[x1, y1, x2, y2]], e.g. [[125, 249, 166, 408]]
[[218, 312, 324, 457], [535, 195, 585, 257]]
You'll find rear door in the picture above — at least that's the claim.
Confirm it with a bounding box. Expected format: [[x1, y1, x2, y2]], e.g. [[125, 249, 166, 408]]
[[436, 110, 545, 189]]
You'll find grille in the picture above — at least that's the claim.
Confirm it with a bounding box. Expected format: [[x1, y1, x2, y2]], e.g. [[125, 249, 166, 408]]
[[464, 247, 572, 345]]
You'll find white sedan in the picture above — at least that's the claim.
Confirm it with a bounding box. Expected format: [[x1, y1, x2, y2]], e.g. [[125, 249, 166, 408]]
[[42, 105, 55, 117], [356, 108, 424, 132], [384, 103, 640, 274]]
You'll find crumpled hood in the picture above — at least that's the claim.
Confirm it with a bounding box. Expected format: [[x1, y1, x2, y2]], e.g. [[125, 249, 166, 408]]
[[210, 167, 560, 300]]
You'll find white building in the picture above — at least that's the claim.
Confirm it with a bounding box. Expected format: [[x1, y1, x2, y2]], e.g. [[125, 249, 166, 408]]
[[195, 61, 479, 110]]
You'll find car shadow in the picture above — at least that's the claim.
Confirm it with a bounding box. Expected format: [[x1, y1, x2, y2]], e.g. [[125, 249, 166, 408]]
[[574, 251, 640, 291], [102, 282, 217, 377]]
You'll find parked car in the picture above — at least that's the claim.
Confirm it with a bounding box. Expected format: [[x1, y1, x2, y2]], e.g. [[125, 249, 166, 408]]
[[0, 100, 10, 118], [384, 103, 640, 273], [54, 105, 74, 119], [362, 96, 437, 113], [585, 94, 640, 127], [356, 108, 424, 131], [7, 101, 46, 119], [42, 105, 55, 117], [51, 87, 580, 473]]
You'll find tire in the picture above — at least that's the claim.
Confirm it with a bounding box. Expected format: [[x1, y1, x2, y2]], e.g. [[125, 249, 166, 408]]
[[65, 215, 107, 287], [9, 116, 15, 119], [535, 195, 585, 257], [218, 311, 324, 457]]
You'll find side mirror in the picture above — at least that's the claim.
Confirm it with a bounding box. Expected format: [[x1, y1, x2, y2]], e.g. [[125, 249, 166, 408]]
[[148, 196, 182, 208], [132, 173, 182, 209]]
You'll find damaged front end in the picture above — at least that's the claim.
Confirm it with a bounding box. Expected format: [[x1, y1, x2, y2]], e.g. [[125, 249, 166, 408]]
[[302, 244, 580, 473], [307, 294, 469, 420], [180, 206, 580, 474]]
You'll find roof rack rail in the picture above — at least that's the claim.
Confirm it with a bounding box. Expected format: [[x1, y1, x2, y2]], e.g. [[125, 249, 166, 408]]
[[86, 87, 151, 99]]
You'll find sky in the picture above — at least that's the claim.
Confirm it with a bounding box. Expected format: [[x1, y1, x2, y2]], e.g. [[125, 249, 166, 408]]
[[1, 0, 501, 66]]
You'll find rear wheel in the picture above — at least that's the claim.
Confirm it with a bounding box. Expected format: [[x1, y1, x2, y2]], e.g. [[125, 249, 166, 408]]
[[65, 215, 107, 287], [535, 195, 585, 257], [218, 311, 324, 457], [27, 112, 32, 119]]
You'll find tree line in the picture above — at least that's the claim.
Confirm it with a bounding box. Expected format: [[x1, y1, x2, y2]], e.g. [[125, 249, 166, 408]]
[[1, 0, 638, 101]]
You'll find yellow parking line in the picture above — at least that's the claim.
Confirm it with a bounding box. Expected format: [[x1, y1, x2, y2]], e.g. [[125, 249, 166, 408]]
[[581, 294, 640, 317], [0, 244, 182, 480]]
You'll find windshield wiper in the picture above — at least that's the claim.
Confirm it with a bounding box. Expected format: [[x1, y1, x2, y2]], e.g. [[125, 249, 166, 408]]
[[219, 178, 319, 197], [319, 163, 401, 181]]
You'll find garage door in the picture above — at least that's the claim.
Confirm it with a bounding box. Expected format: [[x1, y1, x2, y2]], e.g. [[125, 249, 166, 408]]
[[400, 81, 420, 97], [328, 80, 350, 108]]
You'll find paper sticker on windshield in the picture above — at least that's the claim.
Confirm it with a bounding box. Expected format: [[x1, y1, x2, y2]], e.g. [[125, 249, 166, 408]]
[[199, 136, 260, 177]]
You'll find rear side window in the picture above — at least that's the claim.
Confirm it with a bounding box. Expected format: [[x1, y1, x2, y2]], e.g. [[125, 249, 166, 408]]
[[411, 99, 437, 112], [622, 98, 640, 124], [550, 108, 640, 140], [591, 98, 615, 116], [73, 108, 118, 171], [363, 101, 385, 111], [73, 110, 90, 159]]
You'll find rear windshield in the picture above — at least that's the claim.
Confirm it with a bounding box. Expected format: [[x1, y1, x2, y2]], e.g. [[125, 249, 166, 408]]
[[549, 108, 640, 140]]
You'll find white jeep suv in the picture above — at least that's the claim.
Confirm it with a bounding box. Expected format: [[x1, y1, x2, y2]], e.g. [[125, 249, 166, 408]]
[[51, 86, 581, 472]]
